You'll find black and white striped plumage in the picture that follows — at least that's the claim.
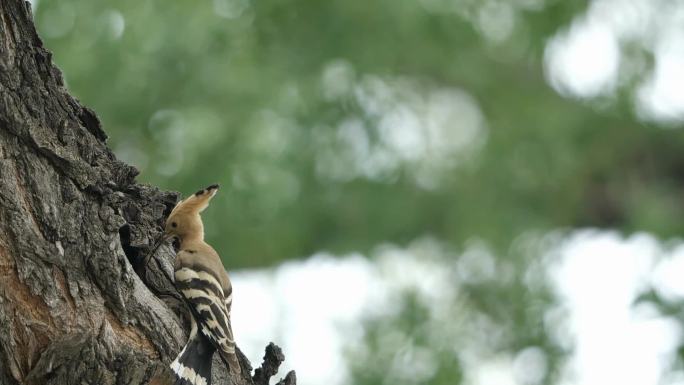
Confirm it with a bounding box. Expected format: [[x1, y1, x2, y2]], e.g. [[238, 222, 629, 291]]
[[164, 185, 241, 385], [169, 321, 215, 385], [175, 256, 237, 355]]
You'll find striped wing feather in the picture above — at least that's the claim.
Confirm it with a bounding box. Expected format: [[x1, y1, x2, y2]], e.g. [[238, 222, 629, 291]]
[[175, 265, 236, 355]]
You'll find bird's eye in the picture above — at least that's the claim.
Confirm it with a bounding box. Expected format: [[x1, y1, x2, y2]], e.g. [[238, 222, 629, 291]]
[[171, 222, 177, 228]]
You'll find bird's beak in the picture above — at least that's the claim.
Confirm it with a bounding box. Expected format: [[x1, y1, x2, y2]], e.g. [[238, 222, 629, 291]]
[[144, 233, 174, 270]]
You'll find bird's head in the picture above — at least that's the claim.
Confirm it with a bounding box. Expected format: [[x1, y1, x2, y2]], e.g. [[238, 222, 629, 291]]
[[164, 184, 220, 244]]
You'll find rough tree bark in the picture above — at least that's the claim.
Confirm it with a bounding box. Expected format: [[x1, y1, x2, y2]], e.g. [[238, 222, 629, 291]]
[[0, 1, 296, 384]]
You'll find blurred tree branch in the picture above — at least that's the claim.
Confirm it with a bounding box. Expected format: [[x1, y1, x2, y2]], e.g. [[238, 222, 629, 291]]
[[0, 1, 293, 384]]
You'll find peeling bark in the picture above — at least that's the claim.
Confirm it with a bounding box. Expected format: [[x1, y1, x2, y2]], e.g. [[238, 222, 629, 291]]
[[0, 1, 295, 384]]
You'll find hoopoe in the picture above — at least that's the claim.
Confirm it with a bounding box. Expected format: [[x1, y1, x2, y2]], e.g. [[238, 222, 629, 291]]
[[161, 184, 241, 385]]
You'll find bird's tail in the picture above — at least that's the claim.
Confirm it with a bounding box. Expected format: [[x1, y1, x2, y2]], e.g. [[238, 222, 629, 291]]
[[170, 334, 216, 385]]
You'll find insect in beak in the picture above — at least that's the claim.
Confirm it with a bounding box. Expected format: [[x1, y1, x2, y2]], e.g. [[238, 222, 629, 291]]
[[143, 233, 174, 271]]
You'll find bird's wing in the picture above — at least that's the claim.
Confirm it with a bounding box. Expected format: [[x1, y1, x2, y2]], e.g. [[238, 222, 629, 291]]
[[174, 251, 236, 356]]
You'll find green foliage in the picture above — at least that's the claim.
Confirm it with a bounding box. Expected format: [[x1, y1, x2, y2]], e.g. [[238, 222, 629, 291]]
[[37, 0, 684, 269], [32, 0, 631, 268], [347, 291, 465, 385]]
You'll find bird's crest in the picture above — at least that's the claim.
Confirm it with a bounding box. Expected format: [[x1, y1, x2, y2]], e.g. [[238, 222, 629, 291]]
[[170, 184, 219, 217]]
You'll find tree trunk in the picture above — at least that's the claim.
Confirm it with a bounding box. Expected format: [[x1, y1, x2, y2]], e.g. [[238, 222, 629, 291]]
[[0, 1, 295, 384]]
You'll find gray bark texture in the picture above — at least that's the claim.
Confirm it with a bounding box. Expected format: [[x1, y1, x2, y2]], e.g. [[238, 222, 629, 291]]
[[0, 1, 296, 384]]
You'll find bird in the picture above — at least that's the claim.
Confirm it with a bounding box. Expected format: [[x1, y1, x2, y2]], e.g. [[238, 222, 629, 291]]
[[159, 184, 241, 385]]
